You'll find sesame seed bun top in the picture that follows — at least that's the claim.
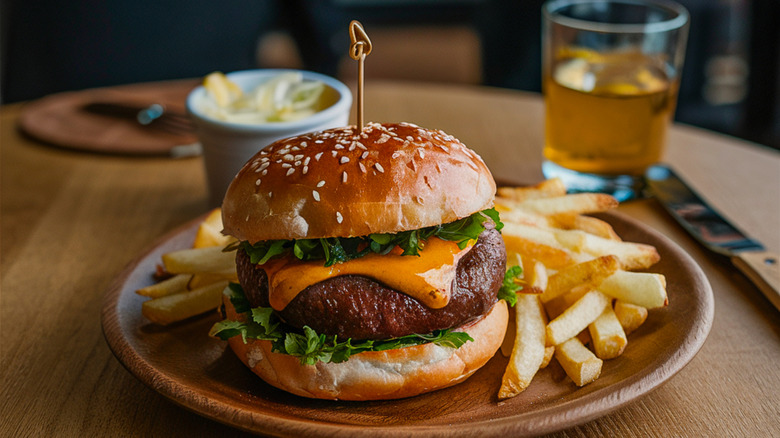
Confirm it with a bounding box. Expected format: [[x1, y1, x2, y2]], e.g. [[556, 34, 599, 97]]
[[221, 122, 496, 242]]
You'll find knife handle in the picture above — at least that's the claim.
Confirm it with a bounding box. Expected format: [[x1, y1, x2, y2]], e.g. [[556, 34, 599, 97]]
[[731, 251, 780, 312]]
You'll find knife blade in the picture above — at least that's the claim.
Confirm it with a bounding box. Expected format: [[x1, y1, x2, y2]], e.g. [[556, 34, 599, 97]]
[[645, 164, 780, 311]]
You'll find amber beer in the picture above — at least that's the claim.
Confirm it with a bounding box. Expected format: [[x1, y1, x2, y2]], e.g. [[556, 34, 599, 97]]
[[544, 51, 679, 175]]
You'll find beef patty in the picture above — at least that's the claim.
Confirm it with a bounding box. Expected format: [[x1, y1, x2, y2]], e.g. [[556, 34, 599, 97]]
[[235, 227, 506, 340]]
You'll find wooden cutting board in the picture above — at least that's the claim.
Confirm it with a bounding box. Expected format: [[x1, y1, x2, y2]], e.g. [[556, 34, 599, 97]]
[[18, 79, 200, 155]]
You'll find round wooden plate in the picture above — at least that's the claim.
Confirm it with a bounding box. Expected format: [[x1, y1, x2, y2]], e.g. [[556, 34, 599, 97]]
[[18, 80, 199, 155], [101, 212, 713, 437]]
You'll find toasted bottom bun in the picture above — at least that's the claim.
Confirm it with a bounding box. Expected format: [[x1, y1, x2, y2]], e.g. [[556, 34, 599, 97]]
[[223, 292, 508, 401]]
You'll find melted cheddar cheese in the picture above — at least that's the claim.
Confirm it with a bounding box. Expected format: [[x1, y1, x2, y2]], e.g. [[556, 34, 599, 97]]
[[261, 237, 474, 310]]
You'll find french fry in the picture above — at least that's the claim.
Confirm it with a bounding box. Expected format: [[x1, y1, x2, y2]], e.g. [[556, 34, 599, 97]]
[[193, 208, 234, 249], [497, 178, 567, 202], [541, 255, 620, 303], [136, 274, 192, 298], [162, 246, 236, 275], [499, 294, 547, 399], [500, 305, 517, 357], [516, 193, 618, 217], [543, 285, 590, 319], [519, 255, 548, 294], [613, 300, 649, 334], [546, 290, 611, 346], [503, 222, 560, 247], [599, 270, 668, 308], [188, 270, 239, 289], [549, 214, 622, 241], [588, 306, 628, 359], [141, 280, 229, 325], [575, 233, 660, 270], [540, 345, 555, 369], [504, 236, 574, 270], [554, 337, 603, 386], [496, 205, 552, 228]]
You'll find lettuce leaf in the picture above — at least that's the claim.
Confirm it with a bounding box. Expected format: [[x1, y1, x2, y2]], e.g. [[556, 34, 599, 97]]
[[209, 283, 475, 365], [227, 208, 504, 267]]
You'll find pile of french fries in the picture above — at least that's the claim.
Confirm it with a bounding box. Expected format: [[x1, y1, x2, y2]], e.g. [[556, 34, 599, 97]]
[[136, 209, 237, 325], [136, 178, 667, 399], [496, 178, 667, 399]]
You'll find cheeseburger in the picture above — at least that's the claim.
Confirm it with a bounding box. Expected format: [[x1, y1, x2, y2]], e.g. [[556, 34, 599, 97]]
[[210, 122, 514, 400]]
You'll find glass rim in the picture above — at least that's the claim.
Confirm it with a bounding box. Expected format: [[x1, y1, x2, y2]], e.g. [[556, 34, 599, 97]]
[[543, 0, 689, 34]]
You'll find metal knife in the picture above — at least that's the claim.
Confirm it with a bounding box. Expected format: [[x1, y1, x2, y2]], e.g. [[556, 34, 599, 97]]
[[645, 164, 780, 311]]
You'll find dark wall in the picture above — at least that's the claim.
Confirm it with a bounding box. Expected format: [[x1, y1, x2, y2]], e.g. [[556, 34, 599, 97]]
[[2, 0, 278, 102], [2, 0, 777, 148]]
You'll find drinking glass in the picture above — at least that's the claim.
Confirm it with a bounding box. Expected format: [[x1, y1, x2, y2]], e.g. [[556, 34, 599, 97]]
[[542, 0, 689, 201]]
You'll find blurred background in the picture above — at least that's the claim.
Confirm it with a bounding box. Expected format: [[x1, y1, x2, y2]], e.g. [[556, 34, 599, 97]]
[[2, 0, 778, 149]]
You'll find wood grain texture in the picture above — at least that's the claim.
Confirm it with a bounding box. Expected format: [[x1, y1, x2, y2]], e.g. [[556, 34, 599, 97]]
[[732, 251, 780, 311], [2, 80, 779, 437]]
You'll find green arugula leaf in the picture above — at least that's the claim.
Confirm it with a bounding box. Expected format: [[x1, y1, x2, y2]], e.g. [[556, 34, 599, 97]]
[[227, 282, 252, 313], [498, 265, 523, 307], [231, 208, 503, 267], [209, 283, 475, 365]]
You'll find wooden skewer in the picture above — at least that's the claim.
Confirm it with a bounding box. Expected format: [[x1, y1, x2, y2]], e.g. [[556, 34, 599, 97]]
[[349, 20, 372, 131]]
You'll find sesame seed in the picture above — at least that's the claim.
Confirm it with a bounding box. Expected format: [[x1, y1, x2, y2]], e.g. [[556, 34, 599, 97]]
[[259, 162, 270, 170], [335, 144, 344, 150], [294, 154, 304, 160], [342, 171, 348, 183], [418, 149, 425, 159], [294, 160, 302, 166], [312, 190, 320, 201], [336, 211, 343, 223], [361, 151, 369, 159], [261, 169, 268, 176], [282, 163, 292, 168], [355, 141, 367, 150], [359, 162, 367, 173], [375, 163, 384, 173], [406, 136, 414, 141], [303, 166, 308, 174], [304, 156, 311, 165], [314, 140, 323, 144], [286, 168, 295, 176], [283, 154, 294, 161], [315, 152, 323, 161], [340, 156, 350, 164], [332, 151, 338, 157], [317, 180, 326, 187], [377, 134, 390, 144], [300, 142, 307, 147], [255, 179, 261, 186]]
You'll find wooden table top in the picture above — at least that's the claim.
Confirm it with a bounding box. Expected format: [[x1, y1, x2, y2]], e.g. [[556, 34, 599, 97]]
[[1, 80, 778, 437]]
